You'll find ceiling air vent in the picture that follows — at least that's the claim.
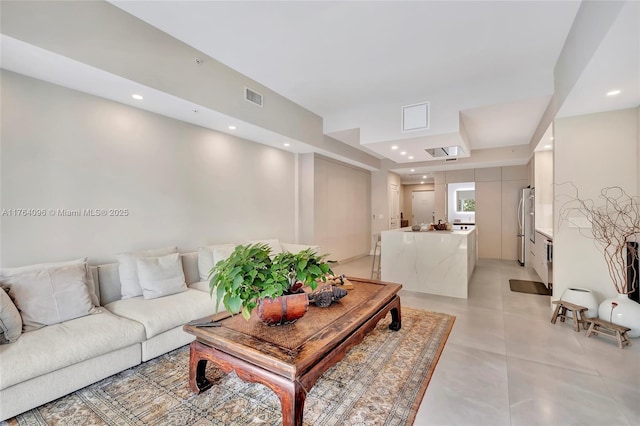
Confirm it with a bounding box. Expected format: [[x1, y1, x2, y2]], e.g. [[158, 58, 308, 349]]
[[425, 145, 461, 158], [244, 87, 263, 107], [445, 158, 458, 162], [402, 102, 429, 132]]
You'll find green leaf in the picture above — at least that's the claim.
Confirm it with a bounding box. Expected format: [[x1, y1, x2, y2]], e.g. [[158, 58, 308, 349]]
[[297, 259, 308, 271], [241, 305, 252, 321], [308, 264, 322, 276], [232, 274, 244, 290], [227, 295, 242, 314], [215, 284, 225, 312]]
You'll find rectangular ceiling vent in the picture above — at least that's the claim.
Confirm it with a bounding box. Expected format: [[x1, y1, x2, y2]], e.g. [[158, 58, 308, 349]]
[[445, 158, 458, 162], [425, 145, 460, 158], [402, 102, 429, 132], [244, 87, 263, 107]]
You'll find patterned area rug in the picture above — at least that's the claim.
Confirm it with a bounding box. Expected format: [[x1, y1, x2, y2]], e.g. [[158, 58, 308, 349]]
[[4, 308, 454, 426]]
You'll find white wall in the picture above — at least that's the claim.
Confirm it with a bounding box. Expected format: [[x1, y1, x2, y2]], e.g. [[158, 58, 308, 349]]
[[534, 150, 554, 229], [0, 71, 297, 266], [554, 107, 638, 301]]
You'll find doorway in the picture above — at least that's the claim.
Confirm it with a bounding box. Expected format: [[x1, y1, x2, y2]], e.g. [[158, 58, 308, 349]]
[[389, 183, 400, 229], [412, 191, 435, 225]]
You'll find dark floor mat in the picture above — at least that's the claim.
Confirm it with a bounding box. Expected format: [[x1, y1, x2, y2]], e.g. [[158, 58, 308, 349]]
[[509, 279, 551, 295]]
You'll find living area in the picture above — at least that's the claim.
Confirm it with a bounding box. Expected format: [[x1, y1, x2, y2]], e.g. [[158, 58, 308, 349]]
[[2, 1, 640, 425]]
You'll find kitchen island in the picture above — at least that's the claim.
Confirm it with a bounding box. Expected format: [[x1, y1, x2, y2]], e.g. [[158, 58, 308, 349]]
[[380, 227, 477, 298]]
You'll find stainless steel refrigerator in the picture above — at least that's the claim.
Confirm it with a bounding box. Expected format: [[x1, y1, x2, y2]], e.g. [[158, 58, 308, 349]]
[[517, 187, 535, 266]]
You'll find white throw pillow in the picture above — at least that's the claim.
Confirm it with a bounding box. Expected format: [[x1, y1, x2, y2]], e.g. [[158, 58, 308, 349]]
[[0, 257, 98, 307], [117, 246, 177, 299], [197, 244, 237, 281], [0, 263, 95, 332], [0, 288, 22, 343], [246, 239, 283, 255], [137, 253, 187, 300]]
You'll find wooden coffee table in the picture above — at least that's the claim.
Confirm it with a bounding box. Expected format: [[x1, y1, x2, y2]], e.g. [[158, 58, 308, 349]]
[[184, 277, 401, 426]]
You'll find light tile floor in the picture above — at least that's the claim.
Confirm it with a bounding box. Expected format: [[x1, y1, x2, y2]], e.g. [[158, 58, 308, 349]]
[[331, 256, 639, 426]]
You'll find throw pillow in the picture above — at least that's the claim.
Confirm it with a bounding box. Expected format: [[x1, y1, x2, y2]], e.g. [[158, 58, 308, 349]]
[[0, 257, 99, 307], [0, 288, 22, 344], [246, 239, 283, 255], [117, 246, 177, 299], [137, 252, 187, 300], [1, 263, 95, 332], [197, 243, 237, 281]]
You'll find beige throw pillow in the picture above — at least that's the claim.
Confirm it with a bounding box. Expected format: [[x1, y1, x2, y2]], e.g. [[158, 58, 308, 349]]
[[0, 257, 98, 307], [117, 246, 178, 299], [1, 263, 95, 332], [0, 288, 22, 343], [137, 252, 187, 300]]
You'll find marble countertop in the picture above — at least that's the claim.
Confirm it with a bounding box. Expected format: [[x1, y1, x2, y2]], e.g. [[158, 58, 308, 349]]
[[536, 228, 553, 239], [386, 227, 475, 236]]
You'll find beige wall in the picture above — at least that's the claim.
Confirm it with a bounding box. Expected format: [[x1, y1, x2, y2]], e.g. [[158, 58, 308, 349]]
[[474, 166, 527, 260], [313, 156, 371, 262], [554, 107, 638, 301], [1, 71, 297, 266]]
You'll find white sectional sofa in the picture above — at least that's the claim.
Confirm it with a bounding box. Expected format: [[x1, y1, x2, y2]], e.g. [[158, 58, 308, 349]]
[[0, 239, 317, 421]]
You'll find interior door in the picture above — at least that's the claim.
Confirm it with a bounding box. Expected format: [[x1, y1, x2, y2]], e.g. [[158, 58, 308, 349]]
[[389, 183, 400, 229], [412, 191, 435, 225]]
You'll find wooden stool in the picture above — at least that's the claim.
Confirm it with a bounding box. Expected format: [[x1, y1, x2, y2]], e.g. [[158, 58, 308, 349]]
[[585, 318, 632, 349], [551, 300, 588, 332]]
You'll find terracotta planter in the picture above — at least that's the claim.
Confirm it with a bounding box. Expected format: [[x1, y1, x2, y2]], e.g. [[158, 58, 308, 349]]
[[257, 293, 309, 326]]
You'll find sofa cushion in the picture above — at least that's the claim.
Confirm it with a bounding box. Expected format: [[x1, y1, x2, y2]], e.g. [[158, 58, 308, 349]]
[[137, 253, 187, 300], [0, 289, 21, 344], [197, 244, 236, 281], [0, 263, 96, 332], [0, 310, 145, 390], [188, 280, 210, 292], [104, 289, 217, 340], [0, 257, 98, 307], [117, 246, 177, 299]]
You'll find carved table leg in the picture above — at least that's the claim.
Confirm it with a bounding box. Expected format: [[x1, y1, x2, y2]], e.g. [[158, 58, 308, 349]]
[[279, 380, 307, 426], [388, 296, 402, 331], [189, 341, 212, 393]]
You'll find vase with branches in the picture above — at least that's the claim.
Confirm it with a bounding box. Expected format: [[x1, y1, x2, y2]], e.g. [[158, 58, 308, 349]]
[[559, 183, 640, 337]]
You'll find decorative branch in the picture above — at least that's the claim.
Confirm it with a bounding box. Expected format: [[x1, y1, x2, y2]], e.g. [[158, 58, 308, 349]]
[[558, 183, 639, 294]]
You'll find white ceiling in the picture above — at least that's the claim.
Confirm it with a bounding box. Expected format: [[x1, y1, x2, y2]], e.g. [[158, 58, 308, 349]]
[[2, 1, 638, 184]]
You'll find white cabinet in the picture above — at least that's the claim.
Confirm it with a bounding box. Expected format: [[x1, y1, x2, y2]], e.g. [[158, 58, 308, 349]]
[[532, 231, 551, 283]]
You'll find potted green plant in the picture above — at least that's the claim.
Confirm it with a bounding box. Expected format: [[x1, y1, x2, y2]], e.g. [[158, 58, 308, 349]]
[[209, 243, 333, 323]]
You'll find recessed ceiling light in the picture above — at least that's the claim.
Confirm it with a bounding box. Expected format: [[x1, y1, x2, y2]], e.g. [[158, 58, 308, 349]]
[[400, 151, 407, 155], [544, 144, 552, 149], [283, 143, 290, 147], [420, 181, 424, 184], [408, 156, 414, 160], [607, 90, 621, 96], [550, 136, 554, 141], [131, 94, 143, 100], [391, 145, 398, 150], [422, 175, 427, 178], [410, 169, 415, 172], [228, 125, 236, 130]]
